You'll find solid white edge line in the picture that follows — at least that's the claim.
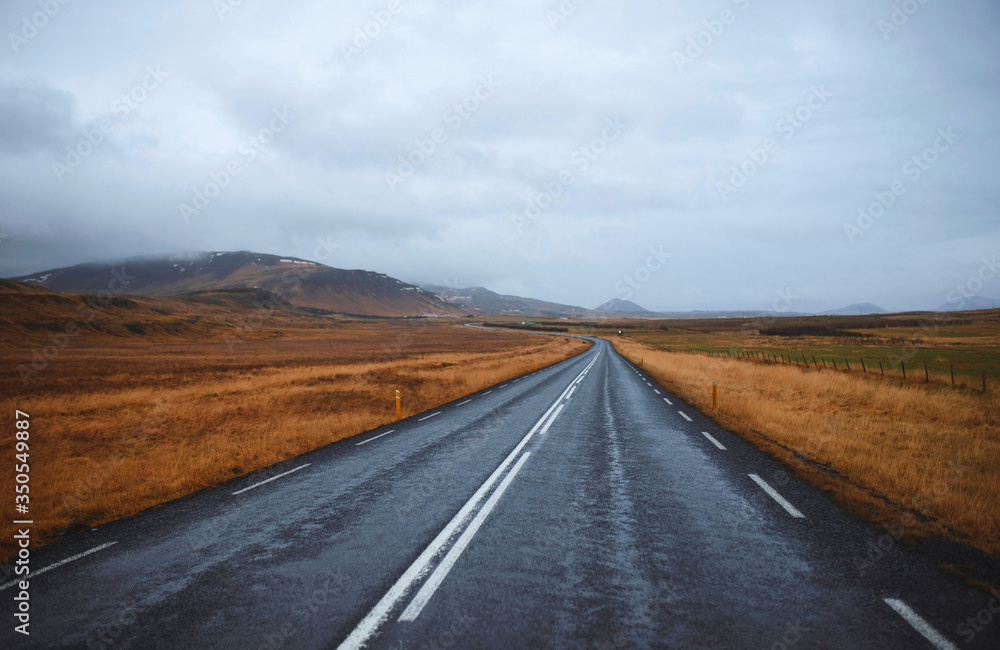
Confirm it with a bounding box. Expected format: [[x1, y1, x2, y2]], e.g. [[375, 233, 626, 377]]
[[539, 404, 565, 435], [748, 474, 805, 519], [356, 431, 395, 447], [663, 398, 673, 405], [456, 399, 473, 406], [701, 431, 726, 450], [678, 411, 693, 422], [399, 452, 532, 621], [1, 541, 118, 590], [883, 599, 959, 650], [336, 350, 599, 650], [418, 412, 442, 421], [232, 464, 312, 495]]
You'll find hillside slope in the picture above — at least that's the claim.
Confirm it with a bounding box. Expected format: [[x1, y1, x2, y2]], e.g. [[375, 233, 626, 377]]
[[12, 252, 456, 317]]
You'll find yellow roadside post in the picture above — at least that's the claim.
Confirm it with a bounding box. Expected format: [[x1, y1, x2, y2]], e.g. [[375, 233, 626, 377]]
[[712, 381, 718, 412], [395, 389, 401, 421]]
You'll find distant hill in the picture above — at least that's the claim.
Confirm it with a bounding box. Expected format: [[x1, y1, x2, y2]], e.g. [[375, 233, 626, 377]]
[[936, 296, 999, 312], [11, 252, 457, 317], [594, 298, 647, 313], [419, 284, 588, 318], [821, 303, 887, 316]]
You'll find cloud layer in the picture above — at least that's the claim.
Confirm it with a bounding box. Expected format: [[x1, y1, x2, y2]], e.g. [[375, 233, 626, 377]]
[[1, 0, 998, 311]]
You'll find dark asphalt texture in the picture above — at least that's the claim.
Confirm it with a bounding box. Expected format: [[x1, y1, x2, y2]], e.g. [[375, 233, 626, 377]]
[[3, 335, 998, 649]]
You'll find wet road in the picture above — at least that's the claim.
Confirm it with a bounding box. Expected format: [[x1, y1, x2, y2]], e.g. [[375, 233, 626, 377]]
[[3, 336, 997, 648]]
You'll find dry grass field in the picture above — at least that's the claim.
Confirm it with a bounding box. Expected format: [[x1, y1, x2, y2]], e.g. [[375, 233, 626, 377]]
[[0, 316, 589, 563], [608, 335, 1000, 558]]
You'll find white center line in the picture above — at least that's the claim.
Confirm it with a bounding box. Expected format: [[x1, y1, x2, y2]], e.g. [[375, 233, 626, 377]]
[[399, 452, 532, 621], [701, 431, 726, 450], [539, 404, 564, 435], [499, 384, 508, 389], [512, 379, 520, 383], [1, 542, 118, 590], [748, 474, 805, 519], [663, 398, 673, 405], [482, 390, 492, 395], [646, 382, 652, 386], [678, 411, 693, 422], [883, 599, 959, 650], [336, 351, 600, 650], [418, 412, 442, 421], [456, 399, 473, 406], [565, 385, 577, 400], [653, 389, 661, 394], [232, 464, 312, 495], [356, 431, 395, 447]]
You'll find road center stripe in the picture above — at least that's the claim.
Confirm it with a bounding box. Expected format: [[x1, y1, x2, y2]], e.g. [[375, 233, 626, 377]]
[[399, 452, 532, 621]]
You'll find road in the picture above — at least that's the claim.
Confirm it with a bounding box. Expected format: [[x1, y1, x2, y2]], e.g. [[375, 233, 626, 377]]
[[3, 335, 998, 649]]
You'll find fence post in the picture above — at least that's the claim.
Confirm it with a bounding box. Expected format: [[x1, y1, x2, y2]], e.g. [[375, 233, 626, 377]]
[[861, 359, 867, 374], [902, 362, 906, 380], [813, 355, 818, 367], [879, 361, 884, 376], [951, 365, 955, 387], [984, 372, 987, 393], [833, 359, 838, 371], [924, 362, 929, 383], [846, 359, 851, 372]]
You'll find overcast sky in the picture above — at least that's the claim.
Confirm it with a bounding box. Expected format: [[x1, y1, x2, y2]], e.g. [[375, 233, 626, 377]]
[[1, 0, 998, 312]]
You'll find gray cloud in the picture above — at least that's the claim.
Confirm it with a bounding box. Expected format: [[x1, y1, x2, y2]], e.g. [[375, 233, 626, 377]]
[[0, 0, 998, 312]]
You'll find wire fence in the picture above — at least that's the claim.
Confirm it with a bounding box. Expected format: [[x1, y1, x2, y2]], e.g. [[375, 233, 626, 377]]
[[703, 349, 992, 393]]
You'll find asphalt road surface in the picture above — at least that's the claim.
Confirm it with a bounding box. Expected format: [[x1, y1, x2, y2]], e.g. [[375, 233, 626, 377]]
[[4, 336, 998, 649]]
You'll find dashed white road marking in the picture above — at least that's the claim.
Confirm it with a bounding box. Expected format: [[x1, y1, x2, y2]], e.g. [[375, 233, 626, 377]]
[[748, 474, 805, 519], [883, 599, 959, 650], [565, 385, 578, 400], [356, 431, 395, 447], [1, 542, 118, 590], [701, 432, 726, 450], [678, 411, 693, 422], [653, 389, 661, 394], [456, 399, 472, 406], [645, 382, 652, 386], [482, 390, 492, 395], [499, 384, 508, 389], [512, 379, 520, 383], [233, 464, 312, 494], [663, 398, 673, 405], [418, 412, 442, 421], [399, 452, 531, 621]]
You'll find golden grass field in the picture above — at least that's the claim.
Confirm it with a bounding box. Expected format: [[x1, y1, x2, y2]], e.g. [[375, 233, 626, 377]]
[[608, 335, 1000, 558], [0, 318, 589, 562]]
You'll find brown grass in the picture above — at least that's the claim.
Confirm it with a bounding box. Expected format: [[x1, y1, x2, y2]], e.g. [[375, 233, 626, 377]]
[[609, 337, 1000, 556], [0, 321, 589, 562]]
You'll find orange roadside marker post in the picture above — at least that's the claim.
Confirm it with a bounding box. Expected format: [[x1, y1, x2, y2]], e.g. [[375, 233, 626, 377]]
[[395, 389, 401, 421], [712, 381, 718, 412]]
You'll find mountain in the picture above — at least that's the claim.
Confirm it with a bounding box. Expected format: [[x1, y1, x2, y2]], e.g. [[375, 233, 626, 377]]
[[594, 298, 648, 313], [935, 296, 1000, 312], [821, 303, 887, 316], [11, 252, 457, 317], [418, 284, 588, 317]]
